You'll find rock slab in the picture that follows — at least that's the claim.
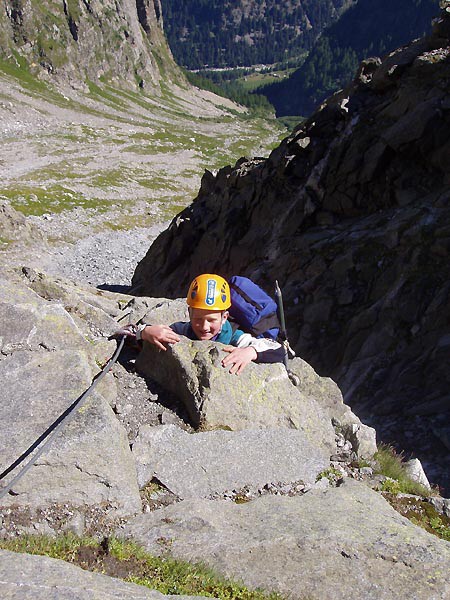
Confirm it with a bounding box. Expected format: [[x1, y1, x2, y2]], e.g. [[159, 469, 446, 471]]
[[120, 479, 450, 600], [0, 267, 141, 521], [0, 549, 204, 600], [133, 424, 329, 497]]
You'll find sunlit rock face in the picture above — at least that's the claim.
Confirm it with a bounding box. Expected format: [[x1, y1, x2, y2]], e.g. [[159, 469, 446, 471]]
[[0, 0, 170, 87]]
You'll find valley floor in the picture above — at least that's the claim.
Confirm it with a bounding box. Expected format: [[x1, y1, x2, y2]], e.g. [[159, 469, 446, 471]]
[[0, 64, 284, 284]]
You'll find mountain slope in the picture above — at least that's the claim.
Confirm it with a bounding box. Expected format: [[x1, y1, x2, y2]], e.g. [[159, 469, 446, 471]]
[[161, 0, 354, 68], [0, 0, 175, 87], [262, 0, 438, 116], [0, 1, 284, 276]]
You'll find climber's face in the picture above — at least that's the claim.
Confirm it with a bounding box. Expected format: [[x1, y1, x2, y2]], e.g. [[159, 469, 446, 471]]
[[189, 308, 228, 340]]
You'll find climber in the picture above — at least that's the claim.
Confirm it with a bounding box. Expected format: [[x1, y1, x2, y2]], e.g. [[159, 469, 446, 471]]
[[125, 274, 284, 375]]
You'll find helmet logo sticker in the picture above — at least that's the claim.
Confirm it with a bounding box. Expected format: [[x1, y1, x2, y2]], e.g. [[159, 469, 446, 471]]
[[206, 279, 216, 305], [221, 282, 227, 303], [190, 279, 198, 301]]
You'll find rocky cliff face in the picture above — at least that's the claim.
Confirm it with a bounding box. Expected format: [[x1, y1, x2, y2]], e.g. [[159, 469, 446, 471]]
[[0, 0, 171, 87], [132, 9, 450, 471]]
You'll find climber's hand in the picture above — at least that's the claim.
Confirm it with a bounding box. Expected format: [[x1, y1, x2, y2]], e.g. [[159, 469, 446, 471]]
[[141, 324, 181, 351], [222, 346, 258, 375]]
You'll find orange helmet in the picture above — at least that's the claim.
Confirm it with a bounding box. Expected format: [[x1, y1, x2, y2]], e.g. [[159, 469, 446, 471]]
[[187, 274, 231, 310]]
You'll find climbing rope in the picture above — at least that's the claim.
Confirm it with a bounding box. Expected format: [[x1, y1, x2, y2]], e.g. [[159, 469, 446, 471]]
[[0, 335, 126, 501]]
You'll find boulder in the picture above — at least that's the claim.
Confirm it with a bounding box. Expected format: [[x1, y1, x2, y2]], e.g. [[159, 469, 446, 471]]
[[136, 338, 336, 455], [0, 549, 203, 600], [404, 458, 431, 490], [120, 479, 450, 600], [132, 424, 329, 497], [0, 348, 141, 517], [132, 295, 376, 460], [0, 201, 45, 248], [134, 319, 377, 459]]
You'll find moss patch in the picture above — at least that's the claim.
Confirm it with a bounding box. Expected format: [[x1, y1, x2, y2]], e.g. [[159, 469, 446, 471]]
[[316, 467, 343, 485], [383, 494, 450, 541], [2, 188, 113, 216], [0, 236, 12, 250]]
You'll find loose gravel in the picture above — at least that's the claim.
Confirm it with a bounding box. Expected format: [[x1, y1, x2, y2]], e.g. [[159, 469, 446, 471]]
[[43, 225, 165, 288]]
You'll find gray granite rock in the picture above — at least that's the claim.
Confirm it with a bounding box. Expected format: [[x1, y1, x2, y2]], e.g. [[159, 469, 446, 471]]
[[137, 297, 189, 328], [136, 338, 336, 454], [0, 549, 206, 599], [135, 298, 377, 460], [133, 424, 329, 496], [0, 349, 141, 516], [0, 267, 141, 520], [404, 458, 431, 490], [289, 356, 377, 459], [120, 479, 450, 600], [0, 268, 89, 354]]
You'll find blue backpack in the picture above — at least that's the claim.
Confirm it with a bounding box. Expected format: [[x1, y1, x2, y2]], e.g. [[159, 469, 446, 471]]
[[228, 276, 280, 340]]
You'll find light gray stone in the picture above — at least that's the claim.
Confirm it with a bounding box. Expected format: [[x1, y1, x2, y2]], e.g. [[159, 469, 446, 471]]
[[0, 266, 142, 520], [0, 349, 141, 516], [133, 424, 329, 496], [0, 269, 89, 354], [0, 549, 206, 599], [0, 201, 45, 247], [136, 339, 336, 454], [120, 479, 450, 600], [404, 458, 431, 490], [0, 267, 123, 378], [138, 297, 189, 328], [18, 267, 129, 341], [429, 496, 450, 517]]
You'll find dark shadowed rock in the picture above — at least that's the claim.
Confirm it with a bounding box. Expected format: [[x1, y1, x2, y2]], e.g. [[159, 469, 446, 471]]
[[120, 478, 450, 600]]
